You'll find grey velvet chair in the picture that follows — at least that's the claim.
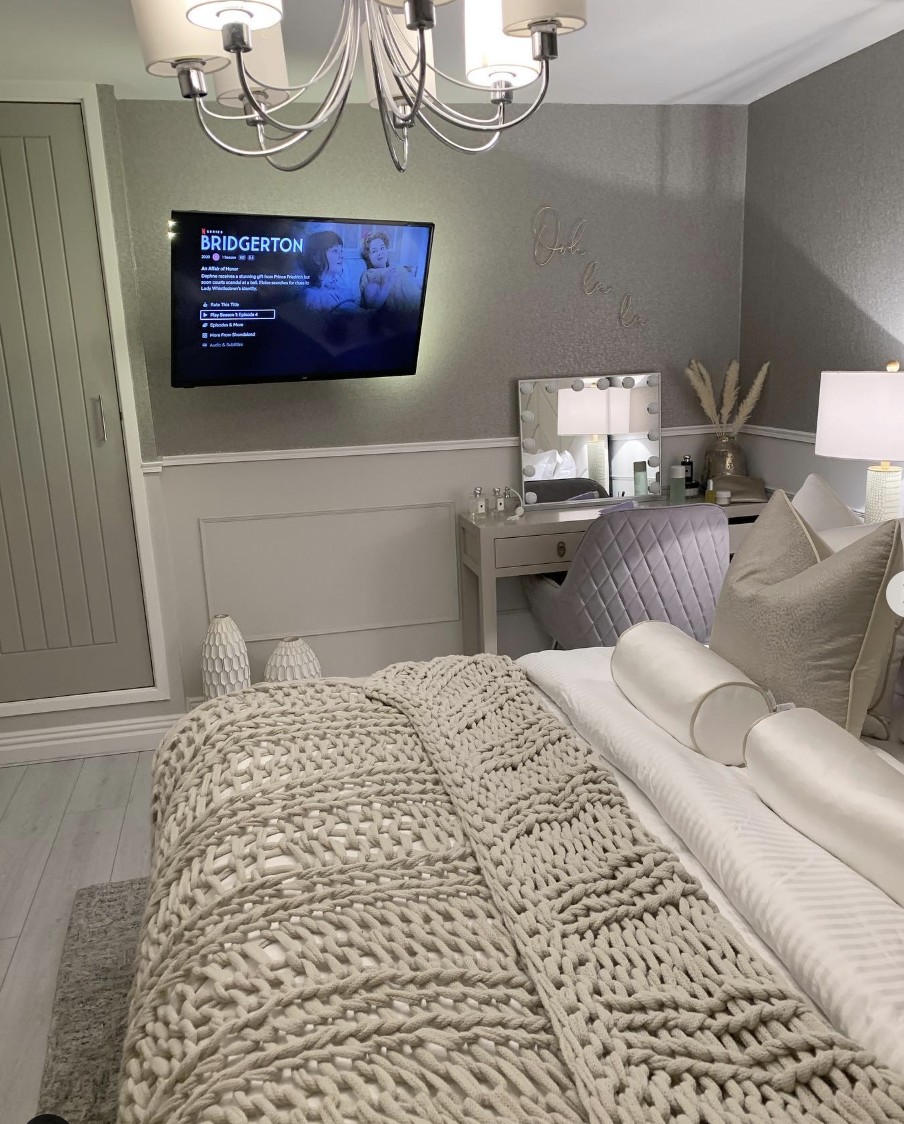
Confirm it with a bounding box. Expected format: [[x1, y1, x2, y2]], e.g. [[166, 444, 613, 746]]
[[524, 504, 730, 649]]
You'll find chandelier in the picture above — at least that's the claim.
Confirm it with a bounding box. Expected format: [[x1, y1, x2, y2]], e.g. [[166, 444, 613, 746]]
[[130, 0, 587, 172]]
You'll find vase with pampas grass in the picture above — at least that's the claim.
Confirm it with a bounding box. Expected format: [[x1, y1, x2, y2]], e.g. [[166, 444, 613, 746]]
[[685, 359, 770, 483]]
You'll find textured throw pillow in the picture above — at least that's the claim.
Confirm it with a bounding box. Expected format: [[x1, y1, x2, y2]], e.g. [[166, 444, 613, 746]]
[[791, 473, 861, 532], [710, 491, 903, 736], [815, 520, 904, 740]]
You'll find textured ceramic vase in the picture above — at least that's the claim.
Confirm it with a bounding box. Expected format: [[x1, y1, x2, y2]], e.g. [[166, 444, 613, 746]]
[[264, 636, 321, 683], [701, 434, 747, 483], [201, 614, 251, 700]]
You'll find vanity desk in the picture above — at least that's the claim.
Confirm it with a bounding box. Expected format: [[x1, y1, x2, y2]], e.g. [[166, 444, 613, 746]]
[[458, 498, 764, 655]]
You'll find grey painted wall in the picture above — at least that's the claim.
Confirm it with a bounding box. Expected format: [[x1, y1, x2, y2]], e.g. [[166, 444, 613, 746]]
[[741, 31, 904, 432], [112, 99, 747, 458]]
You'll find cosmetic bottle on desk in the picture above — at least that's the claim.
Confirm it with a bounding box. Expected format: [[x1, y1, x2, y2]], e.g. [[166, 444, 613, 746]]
[[669, 465, 686, 505]]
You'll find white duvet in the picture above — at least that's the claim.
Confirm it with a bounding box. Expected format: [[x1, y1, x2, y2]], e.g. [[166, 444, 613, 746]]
[[519, 647, 904, 1076]]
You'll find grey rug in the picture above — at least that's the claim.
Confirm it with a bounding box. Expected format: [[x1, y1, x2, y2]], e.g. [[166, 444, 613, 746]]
[[37, 878, 149, 1124]]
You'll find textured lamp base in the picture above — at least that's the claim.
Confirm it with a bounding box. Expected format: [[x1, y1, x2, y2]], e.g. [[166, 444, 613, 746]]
[[586, 439, 609, 491], [865, 463, 902, 523]]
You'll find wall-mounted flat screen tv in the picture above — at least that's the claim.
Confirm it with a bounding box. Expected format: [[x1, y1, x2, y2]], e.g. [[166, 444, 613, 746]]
[[170, 210, 434, 387]]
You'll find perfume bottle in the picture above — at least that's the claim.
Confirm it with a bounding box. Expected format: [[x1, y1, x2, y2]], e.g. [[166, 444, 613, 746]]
[[680, 454, 693, 485], [469, 487, 487, 522], [490, 487, 505, 520], [705, 478, 716, 504]]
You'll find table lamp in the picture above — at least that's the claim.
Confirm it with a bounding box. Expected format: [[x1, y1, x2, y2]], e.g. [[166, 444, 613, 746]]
[[815, 368, 904, 523]]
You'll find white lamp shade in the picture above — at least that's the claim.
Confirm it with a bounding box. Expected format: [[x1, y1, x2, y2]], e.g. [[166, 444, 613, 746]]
[[465, 0, 541, 88], [365, 16, 437, 110], [558, 387, 609, 435], [606, 386, 632, 434], [131, 0, 229, 75], [628, 386, 658, 433], [187, 0, 283, 31], [213, 23, 289, 107], [501, 0, 587, 36], [816, 371, 904, 461]]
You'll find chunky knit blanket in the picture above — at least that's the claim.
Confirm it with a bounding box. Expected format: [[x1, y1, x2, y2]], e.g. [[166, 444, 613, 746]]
[[119, 655, 904, 1124]]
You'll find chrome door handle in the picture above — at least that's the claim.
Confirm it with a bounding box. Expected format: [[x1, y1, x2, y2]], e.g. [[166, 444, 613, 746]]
[[557, 540, 567, 558], [94, 395, 108, 443]]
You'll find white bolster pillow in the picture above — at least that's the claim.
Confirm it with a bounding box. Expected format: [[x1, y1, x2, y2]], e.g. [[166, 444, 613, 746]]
[[610, 621, 772, 765], [745, 707, 904, 908]]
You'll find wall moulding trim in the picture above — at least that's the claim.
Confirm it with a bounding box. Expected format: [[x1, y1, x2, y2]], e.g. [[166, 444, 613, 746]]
[[743, 425, 816, 445], [139, 426, 818, 475], [0, 712, 183, 767], [143, 436, 520, 472]]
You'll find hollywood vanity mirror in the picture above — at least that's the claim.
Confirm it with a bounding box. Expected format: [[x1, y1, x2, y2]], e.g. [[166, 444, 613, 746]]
[[518, 374, 662, 508]]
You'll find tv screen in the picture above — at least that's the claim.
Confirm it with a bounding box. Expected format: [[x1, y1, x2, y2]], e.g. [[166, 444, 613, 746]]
[[170, 210, 434, 387]]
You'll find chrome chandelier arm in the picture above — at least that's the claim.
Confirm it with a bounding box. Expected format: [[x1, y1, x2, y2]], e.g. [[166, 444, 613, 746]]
[[399, 61, 551, 133], [261, 88, 351, 171], [194, 99, 310, 157], [416, 109, 505, 155], [231, 0, 360, 137], [243, 2, 352, 95]]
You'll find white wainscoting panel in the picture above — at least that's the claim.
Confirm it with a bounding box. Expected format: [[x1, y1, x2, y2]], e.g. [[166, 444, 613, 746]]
[[156, 440, 525, 698], [200, 503, 459, 642]]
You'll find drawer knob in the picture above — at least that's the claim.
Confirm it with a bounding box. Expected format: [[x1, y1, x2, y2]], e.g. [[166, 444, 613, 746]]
[[557, 540, 567, 558]]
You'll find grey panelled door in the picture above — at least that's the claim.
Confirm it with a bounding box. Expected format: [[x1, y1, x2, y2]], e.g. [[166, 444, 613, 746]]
[[0, 103, 152, 704]]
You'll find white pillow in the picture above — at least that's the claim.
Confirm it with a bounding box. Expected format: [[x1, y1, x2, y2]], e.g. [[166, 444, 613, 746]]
[[611, 621, 772, 766], [791, 473, 861, 532], [523, 449, 579, 481], [746, 708, 904, 907]]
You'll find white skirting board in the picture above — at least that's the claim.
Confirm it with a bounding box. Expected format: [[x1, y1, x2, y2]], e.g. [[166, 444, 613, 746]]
[[0, 713, 183, 767]]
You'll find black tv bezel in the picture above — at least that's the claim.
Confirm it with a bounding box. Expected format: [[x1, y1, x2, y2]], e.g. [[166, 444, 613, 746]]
[[170, 208, 436, 388]]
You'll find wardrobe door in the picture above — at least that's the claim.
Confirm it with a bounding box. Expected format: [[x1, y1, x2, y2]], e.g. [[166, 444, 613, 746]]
[[0, 102, 152, 704]]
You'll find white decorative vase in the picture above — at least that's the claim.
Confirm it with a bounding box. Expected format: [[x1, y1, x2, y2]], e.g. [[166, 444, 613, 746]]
[[264, 636, 321, 683], [201, 614, 251, 700]]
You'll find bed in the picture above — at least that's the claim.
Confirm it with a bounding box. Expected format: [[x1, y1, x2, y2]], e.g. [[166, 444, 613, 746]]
[[118, 653, 904, 1123]]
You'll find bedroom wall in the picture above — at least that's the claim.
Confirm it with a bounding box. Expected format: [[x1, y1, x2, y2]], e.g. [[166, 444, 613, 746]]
[[740, 29, 904, 501], [111, 99, 748, 457], [99, 96, 749, 693]]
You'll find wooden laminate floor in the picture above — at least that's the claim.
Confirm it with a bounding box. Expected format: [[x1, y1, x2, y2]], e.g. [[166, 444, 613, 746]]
[[0, 750, 153, 1124]]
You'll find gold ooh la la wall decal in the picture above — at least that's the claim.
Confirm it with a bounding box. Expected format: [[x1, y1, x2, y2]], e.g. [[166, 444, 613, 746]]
[[531, 205, 647, 329]]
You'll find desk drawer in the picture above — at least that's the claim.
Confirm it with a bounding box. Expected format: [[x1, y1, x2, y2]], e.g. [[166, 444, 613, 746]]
[[495, 532, 585, 569]]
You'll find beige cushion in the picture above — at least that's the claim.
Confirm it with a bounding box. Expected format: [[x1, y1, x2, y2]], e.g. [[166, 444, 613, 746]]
[[814, 520, 904, 740], [611, 621, 772, 766], [710, 491, 903, 736], [791, 473, 861, 532], [745, 708, 904, 907]]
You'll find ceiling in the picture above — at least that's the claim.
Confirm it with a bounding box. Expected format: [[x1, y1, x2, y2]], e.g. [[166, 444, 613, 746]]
[[5, 0, 904, 105]]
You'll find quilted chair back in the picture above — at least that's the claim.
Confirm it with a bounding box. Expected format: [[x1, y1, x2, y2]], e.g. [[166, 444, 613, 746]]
[[524, 504, 730, 649]]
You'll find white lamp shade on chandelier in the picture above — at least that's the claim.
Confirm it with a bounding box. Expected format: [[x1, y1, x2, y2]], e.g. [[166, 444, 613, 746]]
[[502, 0, 587, 36], [187, 0, 284, 31], [213, 23, 290, 108], [365, 16, 437, 110], [130, 0, 229, 75], [465, 0, 541, 89], [816, 370, 904, 523]]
